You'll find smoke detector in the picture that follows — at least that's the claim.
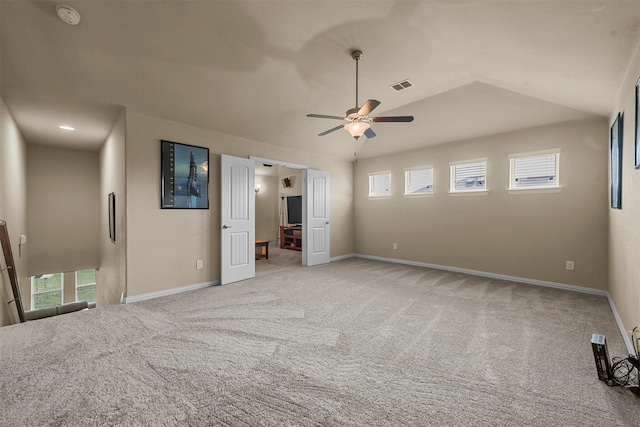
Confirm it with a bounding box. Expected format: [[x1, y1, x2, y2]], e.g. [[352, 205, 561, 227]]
[[56, 4, 81, 26]]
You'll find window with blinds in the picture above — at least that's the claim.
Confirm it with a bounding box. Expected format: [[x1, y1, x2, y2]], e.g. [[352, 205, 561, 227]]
[[405, 167, 433, 195], [369, 171, 391, 197], [450, 160, 487, 192], [509, 150, 560, 190]]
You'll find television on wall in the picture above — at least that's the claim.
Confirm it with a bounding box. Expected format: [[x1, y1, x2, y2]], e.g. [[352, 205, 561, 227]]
[[287, 195, 302, 225]]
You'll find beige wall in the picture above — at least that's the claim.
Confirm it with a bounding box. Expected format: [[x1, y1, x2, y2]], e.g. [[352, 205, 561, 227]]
[[355, 118, 609, 290], [125, 112, 354, 298], [0, 98, 28, 326], [255, 174, 278, 241], [26, 145, 100, 281], [98, 110, 127, 306], [609, 42, 640, 337]]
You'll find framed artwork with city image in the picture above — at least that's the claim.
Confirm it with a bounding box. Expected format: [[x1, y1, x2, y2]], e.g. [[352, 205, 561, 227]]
[[161, 140, 209, 209]]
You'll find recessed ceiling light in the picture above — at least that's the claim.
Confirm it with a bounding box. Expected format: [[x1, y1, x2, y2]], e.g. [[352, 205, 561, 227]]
[[59, 125, 75, 131], [56, 4, 81, 26]]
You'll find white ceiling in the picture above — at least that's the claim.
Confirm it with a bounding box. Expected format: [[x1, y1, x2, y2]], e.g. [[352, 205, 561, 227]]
[[2, 1, 639, 160]]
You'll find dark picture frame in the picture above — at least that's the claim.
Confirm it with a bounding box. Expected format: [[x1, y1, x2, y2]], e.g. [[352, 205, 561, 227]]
[[108, 192, 116, 242], [161, 140, 209, 209], [635, 77, 640, 169], [611, 113, 623, 209]]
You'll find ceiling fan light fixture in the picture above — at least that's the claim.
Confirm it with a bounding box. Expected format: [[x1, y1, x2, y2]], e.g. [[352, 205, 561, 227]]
[[344, 121, 369, 139]]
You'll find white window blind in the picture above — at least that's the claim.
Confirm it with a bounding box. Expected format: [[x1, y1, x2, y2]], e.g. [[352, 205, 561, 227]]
[[450, 160, 486, 192], [405, 167, 433, 195], [510, 150, 559, 189], [369, 171, 391, 197]]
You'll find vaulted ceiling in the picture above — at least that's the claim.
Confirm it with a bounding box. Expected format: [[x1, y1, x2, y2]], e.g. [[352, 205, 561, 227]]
[[2, 1, 639, 161]]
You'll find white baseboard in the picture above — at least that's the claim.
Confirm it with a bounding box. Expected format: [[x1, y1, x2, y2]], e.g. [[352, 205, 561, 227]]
[[330, 253, 356, 262], [607, 294, 635, 354], [352, 253, 634, 354], [355, 254, 607, 295], [124, 280, 219, 304]]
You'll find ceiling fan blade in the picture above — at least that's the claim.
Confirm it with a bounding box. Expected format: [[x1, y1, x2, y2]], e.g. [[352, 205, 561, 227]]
[[372, 116, 414, 122], [358, 99, 381, 117], [307, 114, 345, 120], [318, 124, 345, 136], [364, 128, 376, 139]]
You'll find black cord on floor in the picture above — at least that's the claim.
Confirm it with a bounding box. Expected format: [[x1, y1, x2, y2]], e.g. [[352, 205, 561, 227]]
[[611, 356, 638, 387]]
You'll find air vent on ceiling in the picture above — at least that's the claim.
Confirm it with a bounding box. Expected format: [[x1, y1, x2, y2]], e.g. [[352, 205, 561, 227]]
[[390, 79, 414, 92]]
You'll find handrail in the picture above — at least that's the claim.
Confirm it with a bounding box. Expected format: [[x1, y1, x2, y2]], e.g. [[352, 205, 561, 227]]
[[0, 220, 26, 323]]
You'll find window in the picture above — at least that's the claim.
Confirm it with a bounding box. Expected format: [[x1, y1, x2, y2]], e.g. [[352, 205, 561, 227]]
[[450, 159, 487, 192], [31, 273, 63, 310], [30, 269, 97, 310], [76, 269, 97, 303], [509, 149, 560, 190], [369, 171, 391, 197], [405, 166, 433, 195]]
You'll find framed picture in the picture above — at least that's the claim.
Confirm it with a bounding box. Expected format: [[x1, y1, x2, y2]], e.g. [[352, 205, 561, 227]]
[[611, 113, 623, 209], [108, 192, 116, 242], [635, 77, 640, 169], [161, 140, 209, 209]]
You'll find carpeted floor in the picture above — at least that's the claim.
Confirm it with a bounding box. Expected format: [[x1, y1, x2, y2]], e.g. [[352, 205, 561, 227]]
[[1, 247, 637, 426]]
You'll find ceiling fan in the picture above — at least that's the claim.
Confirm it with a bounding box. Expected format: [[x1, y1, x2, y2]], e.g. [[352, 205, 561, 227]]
[[306, 50, 414, 141]]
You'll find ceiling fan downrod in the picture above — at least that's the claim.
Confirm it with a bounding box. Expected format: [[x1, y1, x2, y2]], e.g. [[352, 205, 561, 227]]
[[352, 50, 363, 109]]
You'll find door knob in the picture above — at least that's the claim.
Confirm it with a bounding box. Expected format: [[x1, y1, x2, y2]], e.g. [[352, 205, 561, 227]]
[[222, 225, 232, 229]]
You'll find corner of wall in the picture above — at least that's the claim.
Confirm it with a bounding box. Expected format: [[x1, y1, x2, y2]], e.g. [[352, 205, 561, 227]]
[[97, 108, 127, 307], [0, 97, 28, 326]]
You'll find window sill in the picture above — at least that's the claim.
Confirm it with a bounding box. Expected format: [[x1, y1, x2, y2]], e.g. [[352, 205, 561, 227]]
[[448, 190, 488, 197], [507, 187, 562, 195], [404, 193, 434, 198], [368, 195, 392, 200]]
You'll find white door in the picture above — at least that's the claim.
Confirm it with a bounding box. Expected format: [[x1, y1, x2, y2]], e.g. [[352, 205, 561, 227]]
[[303, 169, 330, 266], [221, 154, 255, 284]]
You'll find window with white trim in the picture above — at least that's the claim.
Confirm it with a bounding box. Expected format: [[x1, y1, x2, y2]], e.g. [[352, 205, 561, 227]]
[[31, 273, 63, 310], [76, 269, 97, 303], [369, 171, 391, 197], [509, 149, 560, 190], [450, 159, 487, 192], [405, 166, 433, 195]]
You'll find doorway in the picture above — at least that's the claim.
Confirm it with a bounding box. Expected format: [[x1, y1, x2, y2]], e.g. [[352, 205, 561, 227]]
[[220, 154, 330, 285], [251, 156, 331, 270], [254, 164, 303, 272]]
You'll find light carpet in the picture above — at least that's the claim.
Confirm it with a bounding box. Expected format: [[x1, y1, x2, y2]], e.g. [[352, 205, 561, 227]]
[[1, 250, 637, 426]]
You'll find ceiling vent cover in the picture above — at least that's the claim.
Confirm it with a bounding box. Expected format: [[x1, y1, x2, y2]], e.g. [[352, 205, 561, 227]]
[[390, 79, 414, 92]]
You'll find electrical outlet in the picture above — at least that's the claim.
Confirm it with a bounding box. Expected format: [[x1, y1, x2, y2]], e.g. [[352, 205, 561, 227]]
[[393, 243, 398, 250], [566, 261, 574, 271], [196, 260, 203, 269]]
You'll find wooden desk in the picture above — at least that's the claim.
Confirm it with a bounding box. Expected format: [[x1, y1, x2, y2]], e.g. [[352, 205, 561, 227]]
[[255, 240, 269, 260]]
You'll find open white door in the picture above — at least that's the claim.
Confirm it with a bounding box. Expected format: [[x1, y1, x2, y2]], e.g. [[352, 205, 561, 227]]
[[220, 154, 255, 284], [303, 169, 330, 266]]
